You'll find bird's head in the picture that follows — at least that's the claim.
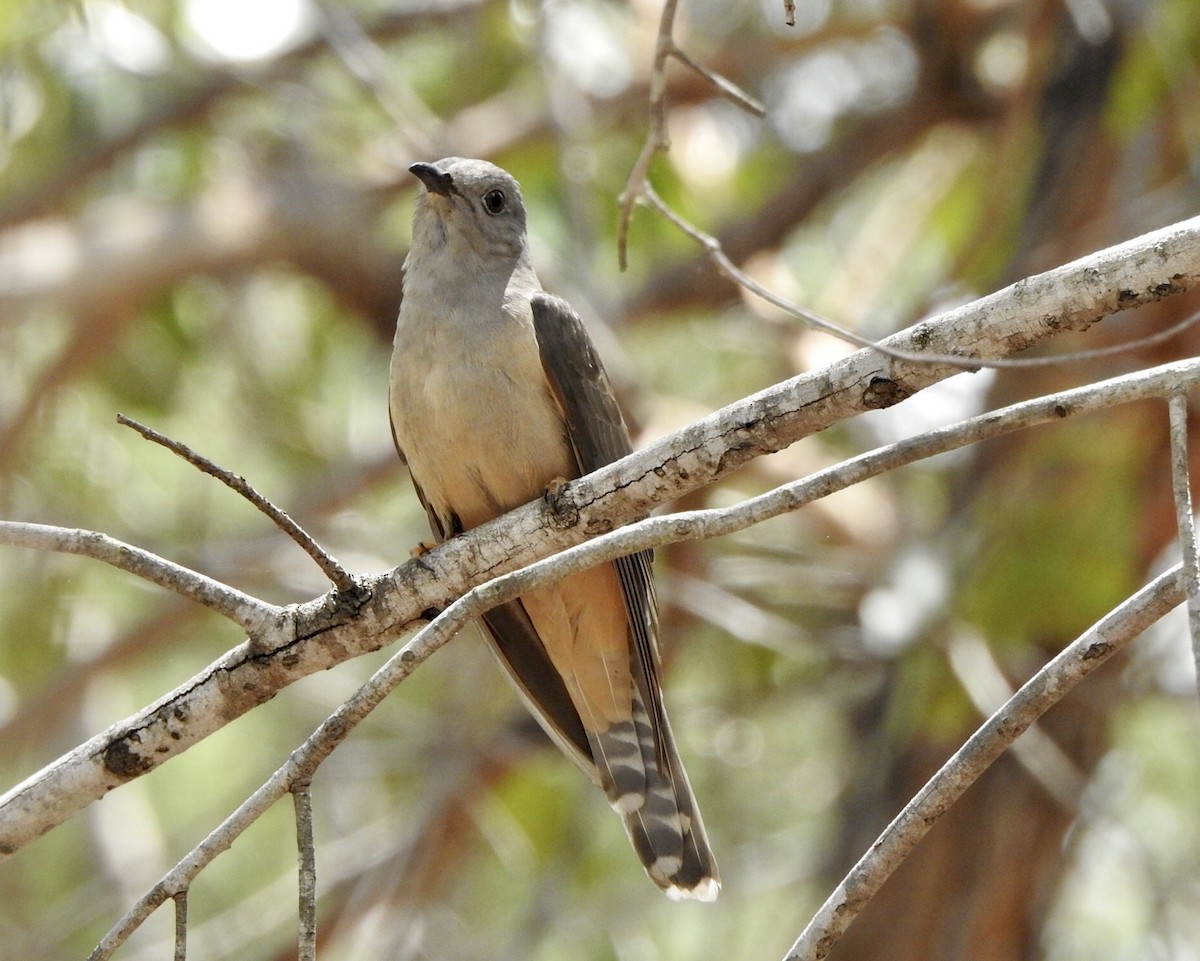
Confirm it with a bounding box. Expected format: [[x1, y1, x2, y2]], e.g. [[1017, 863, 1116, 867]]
[[408, 157, 529, 264]]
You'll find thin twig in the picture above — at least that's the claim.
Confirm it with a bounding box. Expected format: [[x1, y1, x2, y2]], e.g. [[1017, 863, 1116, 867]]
[[87, 595, 466, 961], [0, 521, 275, 634], [619, 4, 1193, 371], [116, 415, 358, 595], [617, 0, 680, 269], [617, 0, 765, 266], [782, 565, 1185, 961], [641, 184, 1200, 371], [1167, 392, 1200, 693], [88, 756, 313, 960], [294, 779, 317, 961], [668, 45, 765, 116], [173, 891, 188, 961]]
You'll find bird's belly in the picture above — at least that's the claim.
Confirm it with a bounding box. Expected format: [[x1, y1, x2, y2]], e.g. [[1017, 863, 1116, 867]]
[[393, 356, 573, 533]]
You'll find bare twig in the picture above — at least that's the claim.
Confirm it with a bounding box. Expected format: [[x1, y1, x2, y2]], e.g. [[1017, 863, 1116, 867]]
[[294, 779, 317, 961], [618, 6, 1200, 363], [87, 591, 470, 961], [782, 564, 1185, 961], [617, 0, 763, 268], [641, 184, 1200, 371], [1167, 392, 1200, 693], [617, 0, 678, 269], [117, 414, 358, 595], [668, 46, 765, 116], [0, 521, 275, 634], [173, 891, 188, 961], [619, 4, 1193, 370], [87, 750, 316, 960]]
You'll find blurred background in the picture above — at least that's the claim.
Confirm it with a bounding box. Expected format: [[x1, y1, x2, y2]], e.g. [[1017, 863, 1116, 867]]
[[2, 0, 1200, 958]]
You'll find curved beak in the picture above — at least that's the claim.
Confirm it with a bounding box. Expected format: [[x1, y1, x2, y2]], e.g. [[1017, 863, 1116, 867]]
[[409, 162, 454, 197]]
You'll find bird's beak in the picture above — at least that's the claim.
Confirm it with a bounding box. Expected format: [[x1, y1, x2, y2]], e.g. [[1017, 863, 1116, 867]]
[[409, 162, 454, 197]]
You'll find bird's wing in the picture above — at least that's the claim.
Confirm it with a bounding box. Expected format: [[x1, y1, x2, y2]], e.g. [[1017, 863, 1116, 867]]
[[532, 294, 718, 898], [529, 293, 665, 735], [530, 293, 634, 473], [479, 601, 595, 772]]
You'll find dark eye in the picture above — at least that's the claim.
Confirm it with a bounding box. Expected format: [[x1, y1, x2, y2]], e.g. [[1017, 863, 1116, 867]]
[[482, 189, 506, 215]]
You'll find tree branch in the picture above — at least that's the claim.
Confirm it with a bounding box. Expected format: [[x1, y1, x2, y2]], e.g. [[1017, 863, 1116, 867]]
[[173, 892, 187, 961], [1167, 392, 1200, 692], [0, 521, 275, 635], [781, 564, 1186, 961], [117, 414, 358, 595], [293, 779, 317, 961], [639, 183, 1200, 370], [1, 217, 1199, 860]]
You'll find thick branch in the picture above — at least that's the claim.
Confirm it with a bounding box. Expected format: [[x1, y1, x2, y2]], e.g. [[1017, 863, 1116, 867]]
[[565, 215, 1200, 520], [1, 217, 1199, 859]]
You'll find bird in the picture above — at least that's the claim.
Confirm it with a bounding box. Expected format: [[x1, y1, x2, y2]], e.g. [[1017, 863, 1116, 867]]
[[388, 157, 718, 900]]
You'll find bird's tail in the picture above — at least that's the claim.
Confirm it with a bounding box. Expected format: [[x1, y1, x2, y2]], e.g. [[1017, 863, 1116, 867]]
[[590, 687, 720, 901]]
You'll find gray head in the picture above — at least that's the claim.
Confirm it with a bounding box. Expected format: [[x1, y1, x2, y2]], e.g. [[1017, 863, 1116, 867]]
[[408, 157, 530, 266]]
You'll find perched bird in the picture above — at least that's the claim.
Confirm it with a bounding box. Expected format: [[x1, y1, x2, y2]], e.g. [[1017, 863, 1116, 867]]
[[389, 157, 718, 900]]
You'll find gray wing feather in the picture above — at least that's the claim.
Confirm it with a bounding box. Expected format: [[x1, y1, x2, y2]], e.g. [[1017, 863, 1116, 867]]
[[479, 602, 595, 774], [530, 293, 664, 733], [532, 293, 717, 896]]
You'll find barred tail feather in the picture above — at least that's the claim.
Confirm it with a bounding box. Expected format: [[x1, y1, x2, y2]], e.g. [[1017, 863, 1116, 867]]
[[589, 687, 720, 901]]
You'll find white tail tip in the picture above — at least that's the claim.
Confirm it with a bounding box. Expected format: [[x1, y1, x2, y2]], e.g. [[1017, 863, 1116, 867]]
[[665, 877, 721, 903]]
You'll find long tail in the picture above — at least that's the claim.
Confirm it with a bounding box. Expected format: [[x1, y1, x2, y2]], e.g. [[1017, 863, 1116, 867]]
[[590, 686, 719, 901]]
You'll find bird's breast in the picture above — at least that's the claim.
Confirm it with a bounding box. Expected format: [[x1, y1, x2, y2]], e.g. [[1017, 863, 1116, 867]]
[[390, 311, 574, 533]]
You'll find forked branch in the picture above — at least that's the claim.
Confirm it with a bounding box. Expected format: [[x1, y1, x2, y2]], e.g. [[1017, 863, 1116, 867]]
[[117, 415, 358, 595]]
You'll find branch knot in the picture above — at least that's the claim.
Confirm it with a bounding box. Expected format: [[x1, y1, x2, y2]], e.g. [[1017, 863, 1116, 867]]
[[543, 477, 580, 529]]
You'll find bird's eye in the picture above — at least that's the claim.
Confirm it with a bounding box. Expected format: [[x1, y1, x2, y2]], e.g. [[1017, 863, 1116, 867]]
[[482, 189, 506, 215]]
